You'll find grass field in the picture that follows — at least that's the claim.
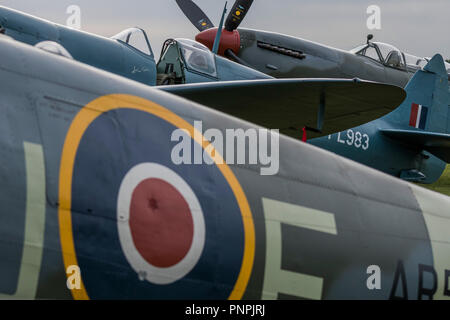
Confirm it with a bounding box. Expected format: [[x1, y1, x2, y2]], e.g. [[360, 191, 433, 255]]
[[419, 165, 450, 196]]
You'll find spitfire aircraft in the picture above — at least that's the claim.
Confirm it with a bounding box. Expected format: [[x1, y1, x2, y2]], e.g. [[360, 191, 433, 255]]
[[0, 4, 412, 141], [3, 3, 449, 91], [1, 33, 450, 300], [3, 3, 449, 188], [176, 0, 450, 184], [310, 55, 450, 184], [154, 54, 450, 184], [176, 0, 450, 88], [0, 5, 272, 86]]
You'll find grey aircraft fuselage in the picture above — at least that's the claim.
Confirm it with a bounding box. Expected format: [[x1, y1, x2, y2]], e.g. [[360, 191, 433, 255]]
[[177, 0, 450, 88], [217, 28, 450, 184], [230, 28, 450, 88], [193, 20, 450, 185], [0, 35, 450, 300]]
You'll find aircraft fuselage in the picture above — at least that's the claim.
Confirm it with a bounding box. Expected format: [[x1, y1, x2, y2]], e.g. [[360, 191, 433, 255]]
[[237, 28, 415, 88], [0, 37, 450, 300]]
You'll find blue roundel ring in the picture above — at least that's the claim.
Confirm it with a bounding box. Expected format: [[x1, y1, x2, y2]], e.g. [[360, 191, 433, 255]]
[[58, 94, 255, 300]]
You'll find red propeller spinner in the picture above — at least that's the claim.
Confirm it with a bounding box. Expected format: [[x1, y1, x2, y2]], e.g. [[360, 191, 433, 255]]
[[195, 27, 240, 56], [176, 0, 254, 57]]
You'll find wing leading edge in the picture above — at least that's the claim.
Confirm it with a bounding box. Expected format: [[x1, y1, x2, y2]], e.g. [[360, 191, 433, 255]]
[[161, 79, 406, 139]]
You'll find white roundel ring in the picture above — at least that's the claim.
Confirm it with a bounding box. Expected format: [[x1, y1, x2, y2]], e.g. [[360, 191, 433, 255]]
[[117, 162, 205, 285]]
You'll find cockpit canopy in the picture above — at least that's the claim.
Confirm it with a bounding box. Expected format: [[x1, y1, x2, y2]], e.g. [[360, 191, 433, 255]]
[[112, 27, 153, 57], [156, 38, 218, 85], [175, 38, 217, 77], [404, 53, 429, 69], [351, 41, 450, 77], [351, 42, 407, 70]]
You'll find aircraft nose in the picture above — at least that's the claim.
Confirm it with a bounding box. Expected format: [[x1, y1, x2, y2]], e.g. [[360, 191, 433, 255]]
[[195, 27, 241, 57]]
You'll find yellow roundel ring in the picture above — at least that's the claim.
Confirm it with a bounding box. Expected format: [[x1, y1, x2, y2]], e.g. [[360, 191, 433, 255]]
[[58, 94, 255, 300], [236, 10, 241, 16]]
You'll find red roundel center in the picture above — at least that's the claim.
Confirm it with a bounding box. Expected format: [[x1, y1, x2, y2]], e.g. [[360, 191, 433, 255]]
[[129, 178, 194, 268]]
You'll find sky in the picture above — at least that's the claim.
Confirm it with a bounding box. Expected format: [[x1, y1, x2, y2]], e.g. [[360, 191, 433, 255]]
[[1, 0, 449, 60]]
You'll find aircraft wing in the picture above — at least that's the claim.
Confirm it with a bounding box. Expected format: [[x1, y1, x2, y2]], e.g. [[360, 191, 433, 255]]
[[161, 79, 406, 139], [380, 129, 450, 163]]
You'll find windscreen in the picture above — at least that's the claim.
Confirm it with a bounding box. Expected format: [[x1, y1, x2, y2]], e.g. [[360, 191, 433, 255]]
[[112, 28, 153, 56], [177, 38, 217, 77]]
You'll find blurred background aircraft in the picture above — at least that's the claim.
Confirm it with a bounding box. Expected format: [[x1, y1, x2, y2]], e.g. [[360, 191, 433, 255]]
[[2, 0, 449, 194], [1, 0, 449, 61]]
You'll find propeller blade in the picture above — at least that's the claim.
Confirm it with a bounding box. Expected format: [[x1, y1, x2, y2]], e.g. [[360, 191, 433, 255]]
[[175, 0, 215, 32], [225, 0, 254, 31], [212, 2, 228, 54]]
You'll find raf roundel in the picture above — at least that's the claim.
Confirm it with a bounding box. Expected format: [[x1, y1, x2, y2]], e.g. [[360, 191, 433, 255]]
[[58, 94, 255, 300], [117, 163, 205, 285]]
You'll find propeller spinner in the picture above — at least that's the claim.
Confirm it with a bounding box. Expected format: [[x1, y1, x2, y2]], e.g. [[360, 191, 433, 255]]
[[176, 0, 254, 57]]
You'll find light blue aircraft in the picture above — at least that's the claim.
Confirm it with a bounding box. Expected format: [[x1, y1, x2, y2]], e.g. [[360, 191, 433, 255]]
[[310, 54, 450, 184], [0, 5, 271, 86]]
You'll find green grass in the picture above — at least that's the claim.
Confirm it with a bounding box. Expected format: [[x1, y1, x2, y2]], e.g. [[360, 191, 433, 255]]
[[419, 165, 450, 196]]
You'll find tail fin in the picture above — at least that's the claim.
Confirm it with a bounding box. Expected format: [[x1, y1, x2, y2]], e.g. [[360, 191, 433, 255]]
[[383, 54, 449, 133], [380, 54, 450, 164]]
